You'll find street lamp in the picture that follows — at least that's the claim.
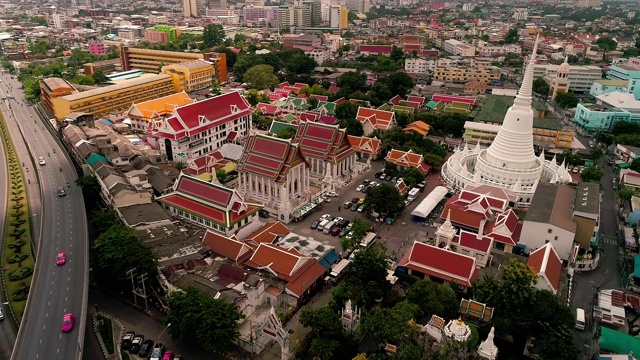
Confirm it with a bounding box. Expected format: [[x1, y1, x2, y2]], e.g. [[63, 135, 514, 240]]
[[157, 323, 172, 342]]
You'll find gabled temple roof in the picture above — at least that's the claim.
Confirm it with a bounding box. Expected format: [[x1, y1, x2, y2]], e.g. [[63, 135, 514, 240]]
[[293, 122, 355, 163], [527, 242, 562, 293], [356, 107, 396, 131], [347, 135, 382, 156], [398, 241, 478, 288], [237, 134, 307, 183], [202, 230, 253, 262]]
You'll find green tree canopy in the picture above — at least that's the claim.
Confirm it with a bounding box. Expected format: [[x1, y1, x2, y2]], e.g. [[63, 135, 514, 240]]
[[580, 166, 603, 183], [405, 278, 458, 319], [167, 287, 244, 353], [300, 305, 344, 359], [630, 158, 640, 172], [91, 209, 120, 235], [276, 128, 296, 139], [350, 216, 371, 242], [423, 153, 444, 169], [554, 91, 579, 108], [335, 101, 360, 121], [532, 77, 550, 96], [618, 188, 637, 203], [244, 89, 270, 106], [339, 118, 364, 136], [364, 182, 405, 215], [92, 225, 157, 283], [75, 175, 101, 199], [243, 64, 279, 90], [203, 24, 225, 47], [611, 120, 640, 135], [504, 28, 520, 44], [336, 72, 367, 94], [359, 301, 420, 344], [345, 244, 390, 308], [594, 37, 617, 51]]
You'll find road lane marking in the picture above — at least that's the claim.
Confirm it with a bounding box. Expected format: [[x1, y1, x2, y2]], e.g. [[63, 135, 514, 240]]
[[42, 325, 45, 330], [48, 301, 50, 305], [45, 313, 47, 318], [65, 297, 67, 302]]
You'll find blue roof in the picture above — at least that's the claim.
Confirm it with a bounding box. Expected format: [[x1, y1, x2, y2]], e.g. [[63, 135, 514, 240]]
[[87, 153, 108, 166], [318, 249, 340, 270], [102, 119, 113, 126], [627, 210, 640, 226]]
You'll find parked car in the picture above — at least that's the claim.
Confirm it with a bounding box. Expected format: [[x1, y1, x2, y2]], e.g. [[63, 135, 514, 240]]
[[351, 197, 359, 203], [320, 214, 332, 220], [358, 198, 365, 204], [150, 343, 165, 360], [121, 331, 135, 350], [61, 313, 74, 333], [163, 350, 175, 360], [350, 203, 359, 211], [130, 335, 144, 353], [0, 308, 3, 320], [385, 175, 392, 181], [356, 184, 365, 192], [374, 171, 383, 178], [362, 179, 370, 186], [311, 220, 320, 229], [391, 176, 397, 183], [331, 225, 342, 236], [139, 339, 154, 358], [326, 191, 339, 197], [379, 173, 386, 180], [339, 227, 350, 237], [357, 205, 365, 213], [343, 200, 352, 208]]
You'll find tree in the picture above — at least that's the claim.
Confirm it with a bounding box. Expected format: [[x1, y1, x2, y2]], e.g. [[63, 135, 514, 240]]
[[243, 64, 279, 90], [339, 118, 364, 136], [390, 45, 404, 61], [532, 78, 550, 96], [630, 158, 640, 172], [611, 120, 640, 135], [336, 72, 367, 94], [403, 167, 424, 187], [75, 175, 101, 200], [300, 306, 344, 359], [345, 244, 390, 308], [423, 154, 444, 169], [504, 28, 520, 44], [588, 148, 603, 162], [91, 209, 121, 235], [405, 278, 458, 319], [594, 37, 617, 51], [233, 33, 246, 47], [167, 287, 244, 353], [203, 24, 225, 47], [214, 47, 238, 68], [335, 101, 360, 121], [244, 89, 269, 106], [215, 169, 228, 183], [306, 97, 319, 109], [91, 70, 109, 84], [556, 150, 582, 167], [92, 225, 157, 283], [359, 301, 420, 343], [554, 91, 579, 108], [364, 182, 405, 215], [580, 166, 603, 183], [276, 128, 296, 139], [350, 216, 371, 241]]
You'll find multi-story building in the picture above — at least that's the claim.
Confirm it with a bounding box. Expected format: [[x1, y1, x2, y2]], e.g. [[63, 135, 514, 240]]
[[304, 48, 329, 65], [282, 34, 321, 49], [184, 0, 205, 17], [329, 5, 348, 30], [161, 60, 215, 92], [574, 92, 640, 133], [119, 46, 227, 83], [513, 8, 528, 21], [577, 0, 601, 8], [607, 58, 640, 82], [405, 58, 430, 74], [150, 91, 253, 161], [244, 6, 280, 26], [443, 39, 475, 57], [589, 79, 628, 98], [278, 5, 294, 28], [88, 41, 106, 56], [476, 41, 521, 56], [41, 75, 180, 121], [345, 0, 370, 13], [532, 63, 602, 93], [433, 66, 500, 83], [143, 29, 169, 44], [463, 121, 575, 150], [83, 59, 121, 76], [126, 92, 196, 131]]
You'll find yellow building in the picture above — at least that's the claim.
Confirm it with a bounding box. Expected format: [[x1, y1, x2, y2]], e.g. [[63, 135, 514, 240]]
[[340, 7, 349, 30], [433, 66, 500, 83], [126, 92, 195, 131], [463, 121, 575, 149], [119, 46, 227, 83], [42, 75, 180, 121], [161, 60, 215, 93]]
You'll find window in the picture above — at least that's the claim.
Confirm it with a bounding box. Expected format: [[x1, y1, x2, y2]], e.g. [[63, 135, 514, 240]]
[[545, 240, 550, 244], [547, 229, 552, 234], [554, 236, 558, 241]]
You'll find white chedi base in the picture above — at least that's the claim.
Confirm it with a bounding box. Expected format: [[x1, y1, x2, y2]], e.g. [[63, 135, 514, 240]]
[[477, 327, 498, 360], [444, 318, 471, 342]]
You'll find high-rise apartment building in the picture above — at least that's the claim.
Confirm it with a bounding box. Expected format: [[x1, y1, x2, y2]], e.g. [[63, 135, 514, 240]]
[[329, 5, 348, 30], [184, 0, 198, 17]]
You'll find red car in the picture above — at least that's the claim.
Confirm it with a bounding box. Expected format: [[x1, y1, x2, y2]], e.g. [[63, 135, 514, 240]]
[[56, 252, 67, 266], [61, 313, 74, 332], [162, 350, 175, 360]]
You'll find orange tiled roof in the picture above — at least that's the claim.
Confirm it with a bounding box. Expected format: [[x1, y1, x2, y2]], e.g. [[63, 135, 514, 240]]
[[128, 92, 195, 121], [402, 121, 430, 136]]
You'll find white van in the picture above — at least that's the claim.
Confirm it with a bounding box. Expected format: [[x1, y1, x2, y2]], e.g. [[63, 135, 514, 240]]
[[323, 220, 337, 234], [317, 219, 330, 231], [575, 308, 585, 330]]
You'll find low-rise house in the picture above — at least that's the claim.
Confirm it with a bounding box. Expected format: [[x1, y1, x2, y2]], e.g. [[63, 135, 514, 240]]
[[347, 135, 383, 160], [384, 149, 432, 174], [356, 107, 397, 136], [402, 121, 430, 137]]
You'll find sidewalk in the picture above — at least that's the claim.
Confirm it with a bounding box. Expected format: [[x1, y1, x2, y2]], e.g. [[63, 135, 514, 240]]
[[258, 288, 334, 360]]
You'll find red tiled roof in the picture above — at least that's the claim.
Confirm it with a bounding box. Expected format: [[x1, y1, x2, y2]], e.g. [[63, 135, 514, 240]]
[[359, 45, 393, 54], [407, 96, 426, 105], [175, 175, 233, 208], [453, 230, 493, 253], [527, 243, 562, 292], [317, 115, 338, 125], [153, 92, 252, 139], [158, 194, 226, 223], [441, 194, 493, 231], [244, 243, 309, 277], [356, 107, 396, 131], [389, 95, 402, 105], [347, 135, 382, 156], [300, 112, 319, 122], [385, 149, 427, 171], [293, 122, 355, 163], [334, 96, 346, 104], [256, 103, 283, 116], [432, 93, 476, 106], [285, 260, 327, 297], [243, 222, 291, 248], [202, 230, 253, 262], [310, 94, 329, 102], [237, 134, 307, 183], [398, 241, 478, 288], [457, 188, 508, 211]]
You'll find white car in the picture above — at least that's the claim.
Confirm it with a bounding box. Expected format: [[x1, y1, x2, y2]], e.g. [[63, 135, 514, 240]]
[[38, 156, 46, 166], [320, 214, 332, 220], [356, 184, 365, 192], [326, 191, 339, 197]]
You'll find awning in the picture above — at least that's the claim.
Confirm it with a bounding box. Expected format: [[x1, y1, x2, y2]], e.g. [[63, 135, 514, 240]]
[[634, 255, 640, 278]]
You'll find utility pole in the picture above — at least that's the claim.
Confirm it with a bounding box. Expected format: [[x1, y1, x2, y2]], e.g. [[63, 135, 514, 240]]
[[126, 268, 137, 306], [140, 274, 149, 311]]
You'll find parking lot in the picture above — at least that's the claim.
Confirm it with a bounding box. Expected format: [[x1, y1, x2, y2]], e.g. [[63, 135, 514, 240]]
[[287, 161, 446, 262]]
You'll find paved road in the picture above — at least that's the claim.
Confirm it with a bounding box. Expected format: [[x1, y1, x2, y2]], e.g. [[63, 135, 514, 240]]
[[570, 155, 621, 358], [0, 74, 89, 360], [0, 102, 17, 360]]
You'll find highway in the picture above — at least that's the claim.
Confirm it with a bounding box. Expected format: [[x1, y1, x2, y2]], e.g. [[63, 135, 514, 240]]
[[0, 73, 89, 360]]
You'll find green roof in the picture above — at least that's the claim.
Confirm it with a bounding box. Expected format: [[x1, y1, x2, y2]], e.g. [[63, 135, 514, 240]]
[[281, 114, 297, 123], [316, 101, 336, 115], [269, 121, 298, 135], [474, 95, 561, 130], [378, 103, 391, 111], [634, 255, 640, 278], [445, 106, 469, 114], [87, 153, 108, 166], [392, 105, 414, 114], [600, 326, 640, 356], [426, 100, 439, 109]]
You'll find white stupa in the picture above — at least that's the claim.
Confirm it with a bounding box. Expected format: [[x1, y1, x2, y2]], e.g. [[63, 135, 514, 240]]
[[441, 34, 572, 208], [477, 326, 499, 360], [444, 317, 471, 342]]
